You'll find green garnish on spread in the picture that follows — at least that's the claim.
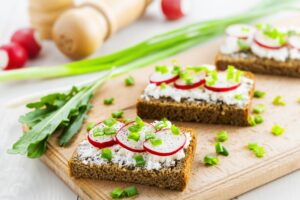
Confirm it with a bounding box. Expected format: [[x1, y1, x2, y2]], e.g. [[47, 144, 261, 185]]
[[271, 124, 285, 136], [256, 23, 287, 45], [226, 65, 242, 82], [172, 65, 181, 75], [216, 130, 228, 142], [247, 143, 265, 158], [215, 142, 229, 156], [128, 117, 145, 133], [155, 65, 169, 74], [272, 96, 286, 106], [134, 154, 146, 167], [254, 90, 265, 98], [93, 128, 104, 137], [150, 138, 163, 146], [234, 94, 244, 100], [145, 131, 156, 140], [86, 122, 95, 131], [103, 117, 117, 127], [205, 70, 218, 86], [103, 127, 117, 135], [171, 124, 180, 135], [154, 118, 168, 130], [112, 110, 124, 119], [237, 39, 250, 51], [160, 82, 168, 89], [104, 97, 114, 105], [128, 132, 140, 142], [124, 76, 135, 86], [253, 103, 265, 114], [204, 155, 219, 166], [101, 148, 112, 161]]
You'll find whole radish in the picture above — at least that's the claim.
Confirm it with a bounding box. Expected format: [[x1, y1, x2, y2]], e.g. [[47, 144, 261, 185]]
[[11, 28, 41, 59], [161, 0, 190, 20], [0, 43, 28, 70]]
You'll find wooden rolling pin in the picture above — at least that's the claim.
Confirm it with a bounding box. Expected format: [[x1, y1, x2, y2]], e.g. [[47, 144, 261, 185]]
[[52, 0, 152, 60]]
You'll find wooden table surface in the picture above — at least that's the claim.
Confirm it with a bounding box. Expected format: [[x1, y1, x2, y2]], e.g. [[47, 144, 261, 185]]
[[1, 0, 300, 200]]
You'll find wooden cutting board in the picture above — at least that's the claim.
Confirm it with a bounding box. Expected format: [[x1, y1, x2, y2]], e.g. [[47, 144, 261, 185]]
[[39, 20, 300, 200]]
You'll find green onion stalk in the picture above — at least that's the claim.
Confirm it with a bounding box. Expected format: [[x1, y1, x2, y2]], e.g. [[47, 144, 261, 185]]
[[0, 0, 298, 82]]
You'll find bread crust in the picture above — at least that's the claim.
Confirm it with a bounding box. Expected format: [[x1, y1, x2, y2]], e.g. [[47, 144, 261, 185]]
[[215, 51, 300, 77], [137, 72, 255, 126], [69, 128, 197, 191]]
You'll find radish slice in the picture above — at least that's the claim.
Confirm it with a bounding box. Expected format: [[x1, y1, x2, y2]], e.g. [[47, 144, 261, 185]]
[[254, 31, 285, 50], [226, 24, 255, 39], [143, 128, 186, 156], [204, 72, 241, 92], [288, 35, 300, 50], [161, 0, 190, 21], [115, 122, 155, 153], [0, 43, 28, 70], [87, 121, 124, 149], [150, 73, 179, 86], [11, 28, 42, 59], [174, 71, 206, 90]]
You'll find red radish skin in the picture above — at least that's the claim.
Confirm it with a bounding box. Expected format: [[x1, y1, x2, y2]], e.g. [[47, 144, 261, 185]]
[[174, 79, 205, 90], [143, 128, 186, 156], [150, 74, 179, 85], [161, 0, 189, 20], [0, 43, 27, 70], [11, 28, 41, 59], [205, 82, 241, 92], [115, 122, 155, 153], [253, 32, 286, 50]]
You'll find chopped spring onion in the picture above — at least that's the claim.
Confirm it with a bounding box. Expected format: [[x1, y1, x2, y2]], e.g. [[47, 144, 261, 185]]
[[216, 130, 228, 142], [150, 138, 163, 146], [234, 94, 244, 100], [237, 39, 250, 51], [248, 115, 256, 126], [155, 65, 169, 74], [86, 122, 96, 131], [171, 124, 180, 135], [253, 103, 265, 114], [155, 118, 169, 130], [204, 155, 219, 166], [254, 90, 266, 98], [215, 142, 229, 156], [112, 110, 124, 119], [135, 116, 144, 127], [160, 82, 168, 89], [93, 128, 104, 137], [103, 127, 116, 135], [145, 131, 156, 140], [124, 76, 135, 86], [124, 186, 138, 197], [271, 123, 285, 136], [254, 115, 264, 124], [103, 117, 117, 127], [104, 97, 114, 105], [111, 187, 124, 199], [101, 148, 112, 161], [128, 132, 140, 142], [272, 96, 285, 106], [133, 154, 146, 167], [247, 143, 265, 158]]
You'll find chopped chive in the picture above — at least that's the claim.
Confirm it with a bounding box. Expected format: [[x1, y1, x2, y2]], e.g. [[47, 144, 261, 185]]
[[103, 97, 114, 105], [111, 187, 124, 199], [185, 77, 194, 85], [124, 186, 138, 197], [155, 65, 169, 74], [211, 70, 218, 80], [237, 39, 250, 51], [86, 122, 95, 131], [226, 65, 235, 81], [247, 143, 265, 158], [247, 143, 258, 150], [133, 154, 145, 167], [93, 128, 104, 137], [124, 76, 135, 86], [253, 90, 266, 98], [103, 127, 116, 135], [172, 65, 181, 75], [128, 124, 142, 133], [160, 82, 168, 89], [204, 155, 219, 166], [235, 69, 243, 82], [135, 116, 144, 127], [150, 138, 162, 146], [272, 96, 286, 106], [234, 94, 243, 100], [271, 123, 285, 136], [215, 130, 228, 142], [154, 118, 168, 130], [254, 115, 264, 124], [103, 117, 117, 127], [215, 142, 229, 156], [145, 131, 156, 140], [248, 115, 256, 126], [171, 124, 180, 135], [253, 103, 265, 114], [101, 148, 112, 161], [128, 132, 140, 142], [124, 119, 133, 124], [112, 110, 124, 119]]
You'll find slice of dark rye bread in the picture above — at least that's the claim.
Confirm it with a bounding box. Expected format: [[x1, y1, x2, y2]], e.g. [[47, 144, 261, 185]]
[[215, 51, 300, 77], [137, 72, 255, 126], [69, 128, 197, 191]]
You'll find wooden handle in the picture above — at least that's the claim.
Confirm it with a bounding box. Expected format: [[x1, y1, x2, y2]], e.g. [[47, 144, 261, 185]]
[[52, 0, 152, 59]]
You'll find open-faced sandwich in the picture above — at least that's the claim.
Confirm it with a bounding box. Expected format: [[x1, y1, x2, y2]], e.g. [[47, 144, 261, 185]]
[[137, 64, 255, 126], [69, 117, 196, 191], [215, 23, 300, 77]]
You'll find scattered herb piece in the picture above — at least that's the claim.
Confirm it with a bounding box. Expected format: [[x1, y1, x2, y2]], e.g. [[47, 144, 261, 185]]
[[160, 82, 168, 89], [254, 115, 264, 124], [103, 117, 117, 127], [253, 103, 265, 114], [103, 127, 117, 135], [254, 90, 266, 98], [101, 148, 112, 161], [155, 65, 169, 74], [237, 39, 250, 51], [128, 124, 142, 133], [154, 118, 169, 130], [104, 97, 114, 105], [128, 132, 140, 142], [135, 116, 144, 127], [227, 65, 235, 81], [124, 76, 135, 86], [86, 122, 95, 131], [172, 65, 181, 75], [112, 110, 124, 119], [215, 142, 229, 156], [124, 186, 138, 197], [248, 115, 256, 126], [234, 94, 243, 100], [216, 130, 228, 142], [272, 96, 285, 106], [93, 128, 104, 137], [133, 154, 146, 167], [145, 131, 156, 140], [235, 69, 243, 82], [247, 143, 265, 158], [271, 123, 285, 136], [124, 119, 133, 124], [171, 124, 180, 135], [204, 155, 219, 166], [247, 143, 258, 151], [111, 187, 124, 199], [150, 138, 162, 146]]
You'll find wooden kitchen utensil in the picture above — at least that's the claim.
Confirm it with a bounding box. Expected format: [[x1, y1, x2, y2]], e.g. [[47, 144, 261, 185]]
[[28, 0, 74, 40], [52, 0, 152, 60]]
